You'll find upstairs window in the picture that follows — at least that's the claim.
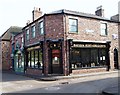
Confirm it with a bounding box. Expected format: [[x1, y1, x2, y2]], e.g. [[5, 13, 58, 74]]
[[69, 18, 78, 33], [21, 36, 24, 48], [32, 25, 35, 38], [26, 29, 29, 40], [39, 21, 44, 35], [100, 23, 107, 36]]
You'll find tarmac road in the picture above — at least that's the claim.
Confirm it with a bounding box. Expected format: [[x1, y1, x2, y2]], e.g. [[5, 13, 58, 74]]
[[1, 71, 118, 94]]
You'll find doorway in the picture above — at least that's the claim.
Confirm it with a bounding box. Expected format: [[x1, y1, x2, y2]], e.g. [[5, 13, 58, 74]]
[[50, 49, 62, 74], [114, 48, 119, 69]]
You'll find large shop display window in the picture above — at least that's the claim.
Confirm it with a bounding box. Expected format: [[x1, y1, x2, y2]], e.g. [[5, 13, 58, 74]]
[[28, 50, 43, 69], [71, 48, 107, 69]]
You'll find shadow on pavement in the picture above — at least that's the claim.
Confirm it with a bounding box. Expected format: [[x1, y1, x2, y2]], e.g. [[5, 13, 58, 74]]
[[2, 71, 33, 82]]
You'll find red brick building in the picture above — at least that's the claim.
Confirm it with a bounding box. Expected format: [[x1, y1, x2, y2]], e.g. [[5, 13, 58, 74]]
[[22, 7, 119, 76], [0, 26, 22, 70]]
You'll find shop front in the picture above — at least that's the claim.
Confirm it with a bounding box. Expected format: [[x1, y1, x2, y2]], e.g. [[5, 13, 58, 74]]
[[47, 39, 63, 74], [69, 40, 111, 74], [25, 42, 44, 76]]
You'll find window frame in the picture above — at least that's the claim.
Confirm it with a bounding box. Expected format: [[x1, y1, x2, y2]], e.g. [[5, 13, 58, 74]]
[[31, 25, 36, 38], [27, 49, 43, 69], [69, 18, 78, 33], [39, 21, 44, 35], [100, 23, 107, 36], [26, 29, 29, 40]]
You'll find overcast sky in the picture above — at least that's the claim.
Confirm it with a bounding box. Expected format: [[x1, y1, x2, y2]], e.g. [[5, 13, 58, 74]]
[[0, 0, 120, 36]]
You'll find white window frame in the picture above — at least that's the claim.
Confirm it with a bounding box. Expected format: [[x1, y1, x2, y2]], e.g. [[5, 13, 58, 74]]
[[26, 29, 29, 40], [31, 25, 36, 38], [100, 23, 107, 36], [69, 18, 78, 33], [39, 21, 44, 35]]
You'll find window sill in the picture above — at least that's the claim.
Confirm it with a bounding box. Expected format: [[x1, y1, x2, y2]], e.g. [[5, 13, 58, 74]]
[[100, 35, 107, 37], [68, 32, 78, 34]]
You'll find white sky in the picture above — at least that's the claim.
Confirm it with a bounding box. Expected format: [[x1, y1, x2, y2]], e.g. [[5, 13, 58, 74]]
[[0, 0, 120, 36]]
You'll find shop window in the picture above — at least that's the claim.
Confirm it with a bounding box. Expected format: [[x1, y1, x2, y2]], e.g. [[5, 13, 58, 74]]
[[70, 48, 107, 69], [100, 23, 107, 36], [69, 18, 78, 33], [26, 29, 29, 40], [32, 25, 35, 38], [39, 21, 44, 35], [27, 49, 43, 69]]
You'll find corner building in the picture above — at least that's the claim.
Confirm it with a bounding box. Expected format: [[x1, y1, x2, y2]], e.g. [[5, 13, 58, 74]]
[[23, 8, 119, 76]]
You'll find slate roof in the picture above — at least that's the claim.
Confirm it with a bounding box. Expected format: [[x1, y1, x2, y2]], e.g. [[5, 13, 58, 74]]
[[47, 9, 118, 22], [1, 26, 22, 40]]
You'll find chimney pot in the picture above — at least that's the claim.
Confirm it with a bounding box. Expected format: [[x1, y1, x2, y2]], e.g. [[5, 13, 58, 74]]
[[26, 20, 31, 25]]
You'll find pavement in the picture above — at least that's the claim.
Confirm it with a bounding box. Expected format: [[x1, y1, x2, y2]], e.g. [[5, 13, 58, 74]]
[[2, 70, 119, 94]]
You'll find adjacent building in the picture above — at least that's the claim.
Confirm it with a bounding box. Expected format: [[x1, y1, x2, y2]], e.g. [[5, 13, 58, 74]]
[[10, 32, 24, 73], [20, 7, 119, 76], [0, 26, 22, 70]]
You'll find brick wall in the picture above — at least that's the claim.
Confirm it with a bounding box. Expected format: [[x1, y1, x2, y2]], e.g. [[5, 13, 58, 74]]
[[45, 14, 65, 75], [71, 68, 106, 75], [2, 41, 11, 70], [24, 19, 44, 46], [26, 68, 43, 76]]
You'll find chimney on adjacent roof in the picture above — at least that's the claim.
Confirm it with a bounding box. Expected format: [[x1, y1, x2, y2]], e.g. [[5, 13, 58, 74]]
[[32, 7, 42, 21], [26, 20, 31, 25], [95, 5, 104, 17]]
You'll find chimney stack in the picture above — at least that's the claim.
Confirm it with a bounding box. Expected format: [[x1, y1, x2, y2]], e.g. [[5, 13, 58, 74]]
[[95, 5, 104, 17], [32, 7, 42, 21]]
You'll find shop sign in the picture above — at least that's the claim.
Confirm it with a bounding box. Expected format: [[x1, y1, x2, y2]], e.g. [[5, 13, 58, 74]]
[[52, 50, 60, 58], [27, 46, 40, 51], [52, 50, 60, 54], [73, 44, 106, 48]]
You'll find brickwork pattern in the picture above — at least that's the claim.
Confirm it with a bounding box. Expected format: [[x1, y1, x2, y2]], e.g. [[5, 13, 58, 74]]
[[2, 41, 11, 70], [26, 68, 42, 76], [71, 68, 106, 75]]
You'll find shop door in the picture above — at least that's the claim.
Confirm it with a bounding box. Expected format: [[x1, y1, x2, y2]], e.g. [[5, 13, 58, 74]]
[[14, 53, 24, 73], [51, 49, 62, 74]]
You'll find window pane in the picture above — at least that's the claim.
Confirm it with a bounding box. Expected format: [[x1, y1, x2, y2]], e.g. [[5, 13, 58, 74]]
[[31, 51, 34, 68], [39, 50, 43, 69], [28, 52, 31, 67], [35, 50, 38, 68], [69, 26, 77, 32], [69, 19, 77, 25]]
